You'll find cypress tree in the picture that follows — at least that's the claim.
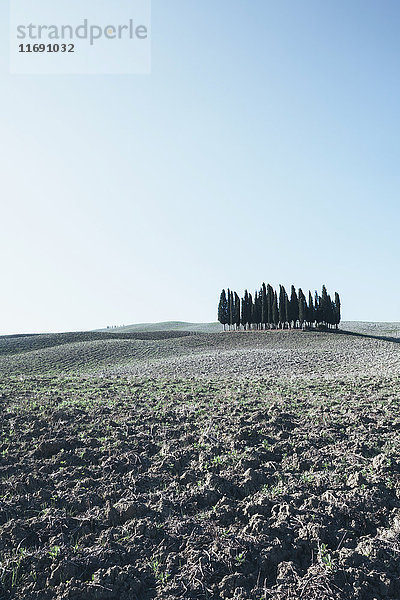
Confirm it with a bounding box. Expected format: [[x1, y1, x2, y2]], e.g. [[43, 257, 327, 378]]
[[234, 292, 241, 330], [267, 284, 274, 328], [227, 289, 231, 330], [289, 285, 299, 328], [334, 292, 341, 329], [279, 285, 287, 328], [314, 291, 319, 325], [261, 283, 267, 329], [229, 289, 234, 329], [314, 292, 322, 326], [298, 288, 306, 329], [241, 290, 249, 330], [326, 293, 334, 327], [257, 290, 262, 329], [320, 285, 330, 326], [252, 292, 257, 329], [308, 291, 315, 327], [285, 292, 290, 327], [329, 298, 335, 328], [273, 291, 279, 328], [248, 293, 253, 329], [218, 290, 229, 331]]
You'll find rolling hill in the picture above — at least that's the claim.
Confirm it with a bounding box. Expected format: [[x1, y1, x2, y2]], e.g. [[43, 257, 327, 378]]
[[0, 321, 399, 378], [98, 321, 222, 334]]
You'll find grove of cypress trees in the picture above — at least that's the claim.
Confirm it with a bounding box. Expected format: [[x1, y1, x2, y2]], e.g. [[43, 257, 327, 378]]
[[219, 284, 341, 331]]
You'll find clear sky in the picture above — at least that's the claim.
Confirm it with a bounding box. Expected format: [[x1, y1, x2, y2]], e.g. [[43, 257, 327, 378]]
[[1, 0, 400, 334]]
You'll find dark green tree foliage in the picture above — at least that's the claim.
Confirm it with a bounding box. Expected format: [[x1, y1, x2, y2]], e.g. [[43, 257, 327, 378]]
[[218, 284, 341, 330], [326, 293, 334, 326], [334, 292, 341, 328], [218, 289, 228, 330], [241, 290, 249, 329], [248, 293, 253, 329], [230, 289, 234, 329], [261, 283, 267, 329], [279, 285, 286, 328], [298, 288, 306, 328], [254, 291, 262, 329], [267, 284, 274, 327], [251, 291, 257, 330], [308, 291, 315, 326], [273, 291, 279, 327], [285, 293, 290, 326], [320, 285, 330, 326], [234, 292, 241, 329], [258, 291, 262, 328], [289, 285, 299, 328], [314, 292, 321, 325], [319, 285, 339, 328]]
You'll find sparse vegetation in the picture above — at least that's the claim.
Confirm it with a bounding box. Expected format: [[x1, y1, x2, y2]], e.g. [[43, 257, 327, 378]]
[[0, 323, 400, 599]]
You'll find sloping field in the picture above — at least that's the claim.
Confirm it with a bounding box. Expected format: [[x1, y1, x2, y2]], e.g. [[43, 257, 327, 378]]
[[0, 331, 194, 376], [0, 331, 193, 357], [0, 328, 400, 379], [1, 325, 400, 600]]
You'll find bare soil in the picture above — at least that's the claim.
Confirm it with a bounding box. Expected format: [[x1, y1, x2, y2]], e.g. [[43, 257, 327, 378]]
[[1, 372, 400, 599]]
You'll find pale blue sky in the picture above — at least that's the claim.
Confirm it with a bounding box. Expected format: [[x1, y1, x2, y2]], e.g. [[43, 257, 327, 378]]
[[1, 1, 400, 334]]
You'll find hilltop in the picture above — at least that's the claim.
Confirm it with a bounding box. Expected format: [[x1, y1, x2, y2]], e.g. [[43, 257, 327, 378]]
[[98, 321, 221, 334], [98, 320, 400, 337]]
